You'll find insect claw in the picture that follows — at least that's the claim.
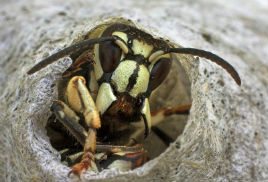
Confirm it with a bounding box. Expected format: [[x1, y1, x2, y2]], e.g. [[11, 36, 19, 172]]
[[68, 163, 86, 178], [67, 151, 98, 178]]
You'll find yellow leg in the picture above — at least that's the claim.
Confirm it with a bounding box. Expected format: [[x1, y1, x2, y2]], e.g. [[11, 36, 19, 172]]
[[69, 128, 98, 176], [65, 76, 100, 129], [151, 103, 191, 126], [63, 76, 101, 176]]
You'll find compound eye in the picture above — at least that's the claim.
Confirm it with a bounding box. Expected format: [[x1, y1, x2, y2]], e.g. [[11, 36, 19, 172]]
[[148, 58, 171, 91], [99, 40, 122, 73]]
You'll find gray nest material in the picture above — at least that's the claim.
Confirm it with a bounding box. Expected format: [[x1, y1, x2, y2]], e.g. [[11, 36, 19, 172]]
[[1, 1, 268, 182]]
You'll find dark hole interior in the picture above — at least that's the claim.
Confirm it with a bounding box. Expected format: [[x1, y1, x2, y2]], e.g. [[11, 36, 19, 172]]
[[144, 55, 191, 159], [45, 54, 191, 171]]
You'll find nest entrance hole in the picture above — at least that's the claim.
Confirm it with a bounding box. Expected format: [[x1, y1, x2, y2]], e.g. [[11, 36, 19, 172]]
[[45, 58, 191, 170]]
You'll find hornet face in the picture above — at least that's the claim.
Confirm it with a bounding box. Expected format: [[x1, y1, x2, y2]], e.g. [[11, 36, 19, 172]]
[[93, 24, 172, 137]]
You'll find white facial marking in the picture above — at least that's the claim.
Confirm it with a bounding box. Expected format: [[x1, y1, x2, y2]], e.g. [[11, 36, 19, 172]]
[[149, 50, 165, 62], [112, 31, 128, 43], [111, 60, 136, 93], [149, 54, 170, 72], [113, 31, 129, 54], [93, 44, 104, 80], [96, 83, 117, 114], [132, 39, 153, 58], [115, 39, 129, 54], [130, 65, 149, 97], [141, 98, 151, 130]]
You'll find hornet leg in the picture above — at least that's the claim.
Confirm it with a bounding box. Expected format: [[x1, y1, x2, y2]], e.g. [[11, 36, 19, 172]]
[[52, 76, 101, 177]]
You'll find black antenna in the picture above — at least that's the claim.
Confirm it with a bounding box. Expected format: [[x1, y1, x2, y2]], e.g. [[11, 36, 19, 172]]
[[27, 36, 116, 75], [168, 48, 241, 86]]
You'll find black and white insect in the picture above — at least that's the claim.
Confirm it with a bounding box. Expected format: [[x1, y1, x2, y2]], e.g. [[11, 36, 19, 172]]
[[28, 18, 241, 176]]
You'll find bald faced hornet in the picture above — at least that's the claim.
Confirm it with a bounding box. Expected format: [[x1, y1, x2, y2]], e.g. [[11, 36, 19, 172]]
[[28, 18, 241, 177]]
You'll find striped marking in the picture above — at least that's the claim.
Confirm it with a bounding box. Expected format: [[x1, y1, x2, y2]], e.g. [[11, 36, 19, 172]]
[[126, 65, 139, 92], [96, 83, 117, 114], [132, 39, 153, 58], [111, 60, 137, 93], [130, 65, 149, 97], [93, 44, 104, 80]]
